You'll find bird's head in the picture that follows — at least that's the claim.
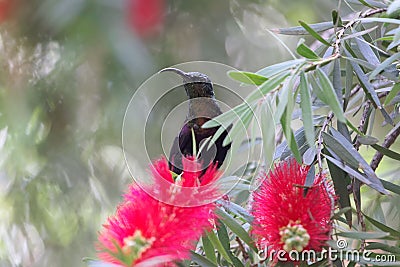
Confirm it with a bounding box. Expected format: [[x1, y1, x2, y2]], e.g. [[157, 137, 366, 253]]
[[160, 68, 214, 99]]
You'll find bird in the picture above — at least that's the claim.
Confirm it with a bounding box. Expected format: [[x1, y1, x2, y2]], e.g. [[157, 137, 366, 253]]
[[160, 67, 231, 175]]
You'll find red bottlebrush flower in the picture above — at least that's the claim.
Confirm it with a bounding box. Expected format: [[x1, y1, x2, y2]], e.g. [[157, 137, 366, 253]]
[[127, 0, 164, 38], [97, 157, 218, 267], [149, 156, 223, 207], [251, 160, 334, 264], [151, 156, 220, 187]]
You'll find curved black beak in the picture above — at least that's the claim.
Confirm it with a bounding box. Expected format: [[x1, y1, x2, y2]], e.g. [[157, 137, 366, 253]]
[[159, 68, 191, 80]]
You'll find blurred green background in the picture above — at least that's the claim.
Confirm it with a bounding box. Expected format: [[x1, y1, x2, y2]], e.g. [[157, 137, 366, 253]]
[[0, 0, 377, 266]]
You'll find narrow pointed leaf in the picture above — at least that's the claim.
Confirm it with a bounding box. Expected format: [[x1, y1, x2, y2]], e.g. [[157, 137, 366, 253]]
[[349, 60, 394, 126], [202, 235, 216, 264], [223, 104, 254, 146], [365, 242, 400, 254], [304, 164, 315, 190], [217, 199, 254, 223], [300, 72, 314, 148], [332, 59, 342, 102], [371, 144, 400, 161], [324, 154, 386, 194], [337, 231, 390, 239], [362, 213, 400, 239], [271, 22, 334, 35], [275, 77, 291, 122], [215, 208, 257, 252], [190, 251, 218, 267], [261, 102, 275, 168], [327, 128, 387, 193], [316, 69, 346, 122], [354, 35, 379, 66], [388, 0, 400, 15], [380, 179, 400, 195], [217, 222, 245, 267], [342, 25, 378, 41], [256, 59, 305, 77], [298, 20, 331, 46], [228, 71, 268, 86], [357, 135, 379, 145], [369, 53, 400, 80], [303, 146, 316, 165], [326, 154, 352, 226], [246, 71, 290, 105], [297, 43, 320, 59], [206, 230, 233, 264], [384, 83, 400, 106]]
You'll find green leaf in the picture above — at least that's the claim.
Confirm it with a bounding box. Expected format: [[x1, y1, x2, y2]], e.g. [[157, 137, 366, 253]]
[[217, 222, 245, 267], [369, 53, 400, 80], [346, 119, 363, 135], [302, 146, 316, 166], [344, 61, 353, 110], [217, 221, 231, 252], [202, 235, 216, 264], [274, 76, 292, 122], [326, 155, 352, 227], [357, 0, 377, 9], [215, 208, 258, 252], [298, 20, 331, 46], [206, 230, 233, 264], [280, 110, 302, 163], [384, 83, 400, 107], [223, 104, 255, 147], [322, 132, 360, 169], [228, 71, 268, 86], [304, 164, 315, 192], [343, 55, 376, 70], [216, 199, 254, 223], [203, 103, 248, 129], [300, 72, 314, 148], [371, 144, 400, 161], [276, 126, 312, 161], [296, 43, 320, 59], [271, 22, 334, 35], [365, 242, 400, 254], [388, 0, 400, 15], [381, 179, 400, 195], [362, 213, 400, 239], [357, 135, 379, 145], [246, 71, 290, 104], [316, 69, 346, 122], [329, 128, 387, 190], [260, 102, 275, 169], [387, 28, 400, 50], [332, 9, 342, 27], [207, 126, 228, 151], [360, 17, 400, 24], [324, 153, 386, 194], [354, 35, 379, 66], [349, 58, 394, 126], [190, 251, 218, 267], [256, 59, 305, 77], [337, 231, 390, 239], [342, 26, 379, 41], [332, 59, 342, 102]]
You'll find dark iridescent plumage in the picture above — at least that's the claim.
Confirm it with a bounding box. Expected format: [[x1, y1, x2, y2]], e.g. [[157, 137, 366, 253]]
[[160, 68, 231, 175]]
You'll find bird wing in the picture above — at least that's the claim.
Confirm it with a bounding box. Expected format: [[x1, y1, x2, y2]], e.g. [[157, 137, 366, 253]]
[[168, 124, 192, 174]]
